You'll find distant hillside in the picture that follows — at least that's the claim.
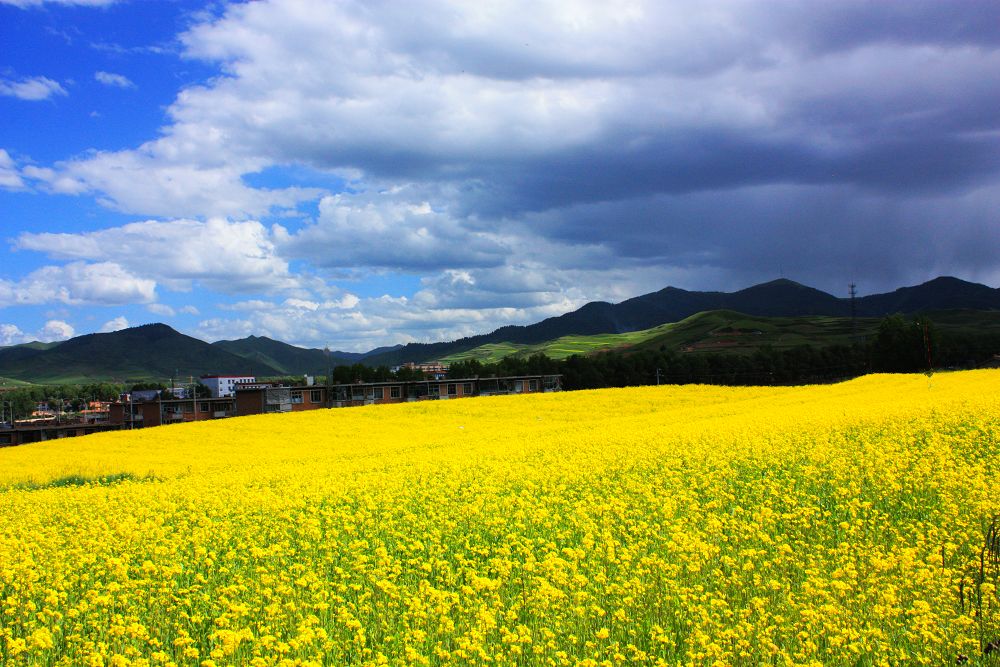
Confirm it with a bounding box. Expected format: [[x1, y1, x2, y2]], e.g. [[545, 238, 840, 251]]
[[2, 276, 997, 382], [0, 323, 278, 383], [364, 276, 1000, 365], [439, 309, 1000, 365], [212, 335, 347, 376], [212, 337, 404, 375]]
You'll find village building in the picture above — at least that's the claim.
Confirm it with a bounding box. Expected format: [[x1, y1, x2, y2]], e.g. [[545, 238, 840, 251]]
[[199, 375, 256, 398]]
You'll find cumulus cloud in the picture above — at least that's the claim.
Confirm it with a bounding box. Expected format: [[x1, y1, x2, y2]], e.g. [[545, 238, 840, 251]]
[[21, 150, 322, 218], [99, 315, 129, 332], [147, 303, 176, 317], [190, 260, 664, 350], [38, 319, 75, 342], [24, 1, 997, 287], [276, 189, 508, 273], [0, 76, 67, 101], [94, 71, 134, 88], [0, 150, 26, 190], [0, 323, 30, 346], [15, 218, 300, 294], [193, 291, 576, 352], [7, 0, 1000, 346], [0, 262, 156, 307], [0, 320, 82, 346]]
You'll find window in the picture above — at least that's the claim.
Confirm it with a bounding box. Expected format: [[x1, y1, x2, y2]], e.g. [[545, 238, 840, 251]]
[[310, 389, 323, 403], [463, 383, 473, 395], [428, 384, 440, 397], [447, 383, 457, 396], [528, 379, 538, 392], [515, 381, 524, 393], [352, 386, 364, 401], [199, 402, 209, 412], [390, 386, 401, 399], [290, 391, 303, 404]]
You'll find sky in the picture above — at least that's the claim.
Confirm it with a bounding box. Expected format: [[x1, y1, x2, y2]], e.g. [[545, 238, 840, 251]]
[[2, 0, 1000, 351]]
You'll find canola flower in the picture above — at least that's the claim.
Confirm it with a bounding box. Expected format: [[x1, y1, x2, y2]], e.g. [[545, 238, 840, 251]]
[[1, 370, 1000, 666]]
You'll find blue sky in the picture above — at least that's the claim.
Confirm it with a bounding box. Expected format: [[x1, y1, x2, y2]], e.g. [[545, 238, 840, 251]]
[[2, 0, 1000, 351]]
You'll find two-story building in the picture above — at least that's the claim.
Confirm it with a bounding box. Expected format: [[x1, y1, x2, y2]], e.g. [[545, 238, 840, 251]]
[[200, 375, 256, 398]]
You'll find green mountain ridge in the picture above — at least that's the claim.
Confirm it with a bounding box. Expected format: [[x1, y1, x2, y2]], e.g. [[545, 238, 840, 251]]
[[437, 309, 1000, 364], [1, 277, 998, 383], [361, 276, 1000, 366], [0, 323, 281, 384]]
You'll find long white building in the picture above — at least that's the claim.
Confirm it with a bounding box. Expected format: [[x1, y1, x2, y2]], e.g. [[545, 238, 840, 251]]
[[200, 375, 256, 398]]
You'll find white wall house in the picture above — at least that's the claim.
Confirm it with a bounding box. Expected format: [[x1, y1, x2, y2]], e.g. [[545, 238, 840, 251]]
[[200, 375, 256, 398]]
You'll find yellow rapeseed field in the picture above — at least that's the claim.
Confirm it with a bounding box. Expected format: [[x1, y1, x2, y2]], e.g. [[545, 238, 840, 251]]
[[2, 370, 1000, 666]]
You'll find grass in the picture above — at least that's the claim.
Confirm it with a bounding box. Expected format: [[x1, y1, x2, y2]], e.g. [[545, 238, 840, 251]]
[[438, 323, 679, 363], [0, 376, 36, 388], [9, 471, 156, 491], [438, 309, 1000, 363]]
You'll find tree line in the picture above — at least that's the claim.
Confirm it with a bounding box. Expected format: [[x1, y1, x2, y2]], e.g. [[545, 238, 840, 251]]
[[2, 315, 998, 422], [447, 315, 1000, 390]]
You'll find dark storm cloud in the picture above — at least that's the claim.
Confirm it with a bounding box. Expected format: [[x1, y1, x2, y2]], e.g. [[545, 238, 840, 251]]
[[767, 1, 1000, 54], [38, 0, 1000, 303], [517, 183, 1000, 294]]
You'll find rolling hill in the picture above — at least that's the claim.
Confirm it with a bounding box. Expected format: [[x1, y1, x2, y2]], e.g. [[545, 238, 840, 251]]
[[210, 337, 404, 375], [211, 335, 347, 377], [1, 276, 998, 383], [363, 276, 1000, 366], [439, 309, 1000, 364], [0, 323, 280, 384]]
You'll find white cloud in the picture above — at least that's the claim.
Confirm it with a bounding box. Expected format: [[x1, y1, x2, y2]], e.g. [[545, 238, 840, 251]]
[[179, 305, 200, 315], [99, 316, 129, 333], [6, 0, 1000, 348], [0, 320, 88, 346], [0, 76, 67, 101], [16, 218, 300, 294], [20, 165, 89, 194], [0, 262, 156, 307], [22, 149, 322, 218], [276, 189, 508, 273], [0, 323, 30, 346], [0, 150, 26, 190], [191, 272, 590, 351], [38, 320, 75, 342], [147, 303, 176, 317], [94, 71, 135, 88]]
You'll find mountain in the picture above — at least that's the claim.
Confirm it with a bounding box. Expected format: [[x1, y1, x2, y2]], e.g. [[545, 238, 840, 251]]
[[212, 335, 346, 376], [212, 337, 405, 374], [853, 276, 1000, 315], [0, 323, 279, 383], [362, 276, 1000, 365], [2, 276, 997, 381]]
